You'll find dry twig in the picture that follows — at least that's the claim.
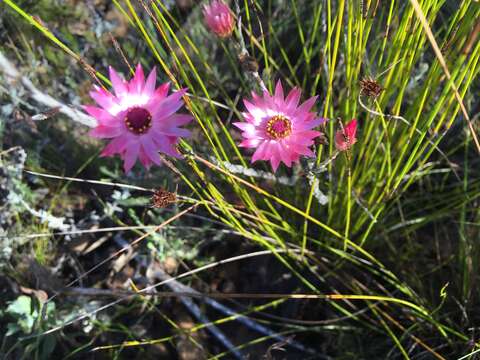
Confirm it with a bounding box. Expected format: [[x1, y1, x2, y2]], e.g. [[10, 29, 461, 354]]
[[0, 51, 96, 128]]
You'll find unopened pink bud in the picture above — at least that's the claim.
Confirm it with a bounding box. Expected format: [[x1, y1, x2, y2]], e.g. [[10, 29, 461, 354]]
[[335, 119, 358, 151], [203, 1, 235, 38]]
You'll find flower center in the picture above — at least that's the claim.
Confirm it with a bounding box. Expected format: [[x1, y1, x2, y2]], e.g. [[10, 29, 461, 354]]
[[266, 115, 292, 139], [125, 107, 152, 135]]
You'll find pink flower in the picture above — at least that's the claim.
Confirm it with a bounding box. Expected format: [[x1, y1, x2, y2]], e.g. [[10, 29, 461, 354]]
[[335, 119, 358, 151], [203, 0, 235, 38], [85, 64, 192, 172], [234, 81, 325, 172]]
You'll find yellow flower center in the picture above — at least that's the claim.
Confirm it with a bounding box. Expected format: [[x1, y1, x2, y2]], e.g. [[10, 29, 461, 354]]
[[266, 115, 292, 139]]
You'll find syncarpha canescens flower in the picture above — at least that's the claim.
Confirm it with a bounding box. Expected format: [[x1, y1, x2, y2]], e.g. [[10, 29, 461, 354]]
[[234, 81, 325, 172], [203, 0, 235, 38], [86, 64, 192, 172], [335, 119, 358, 151]]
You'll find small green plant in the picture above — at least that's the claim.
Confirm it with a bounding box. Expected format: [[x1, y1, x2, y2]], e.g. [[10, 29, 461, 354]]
[[2, 295, 57, 360]]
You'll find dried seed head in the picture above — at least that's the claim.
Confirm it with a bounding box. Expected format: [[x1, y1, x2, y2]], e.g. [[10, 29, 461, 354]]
[[152, 189, 176, 208], [239, 53, 259, 73], [360, 77, 384, 98], [314, 132, 329, 146]]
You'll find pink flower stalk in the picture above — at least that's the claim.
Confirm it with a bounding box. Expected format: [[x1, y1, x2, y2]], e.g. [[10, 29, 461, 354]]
[[86, 64, 192, 172], [234, 81, 325, 172], [335, 119, 358, 151], [203, 0, 235, 38]]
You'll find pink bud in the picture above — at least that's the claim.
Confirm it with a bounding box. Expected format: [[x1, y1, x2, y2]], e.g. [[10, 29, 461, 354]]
[[335, 119, 358, 151], [203, 1, 235, 38]]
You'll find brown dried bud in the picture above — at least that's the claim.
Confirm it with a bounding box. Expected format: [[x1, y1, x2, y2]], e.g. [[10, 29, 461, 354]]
[[360, 77, 384, 98], [239, 53, 259, 73], [152, 189, 177, 208], [314, 132, 329, 146]]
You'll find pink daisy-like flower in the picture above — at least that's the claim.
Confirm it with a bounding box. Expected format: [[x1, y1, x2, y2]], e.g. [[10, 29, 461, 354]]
[[234, 81, 325, 172], [335, 119, 357, 151], [203, 0, 235, 38], [85, 64, 192, 172]]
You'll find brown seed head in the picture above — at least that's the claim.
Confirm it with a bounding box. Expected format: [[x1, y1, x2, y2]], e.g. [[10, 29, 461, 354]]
[[239, 53, 259, 73], [360, 77, 384, 98], [152, 189, 177, 208]]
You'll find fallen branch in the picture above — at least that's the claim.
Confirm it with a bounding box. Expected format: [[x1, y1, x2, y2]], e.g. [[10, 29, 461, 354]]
[[147, 267, 315, 356], [148, 267, 244, 359], [0, 51, 96, 128]]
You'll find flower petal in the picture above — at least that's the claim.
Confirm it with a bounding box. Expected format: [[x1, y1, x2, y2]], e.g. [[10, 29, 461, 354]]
[[151, 89, 187, 119], [122, 140, 140, 172], [294, 130, 323, 139], [285, 87, 301, 110], [239, 138, 262, 148], [278, 142, 292, 167], [100, 134, 130, 157], [243, 99, 266, 122], [270, 153, 281, 172], [233, 122, 253, 131], [154, 82, 170, 98], [290, 142, 315, 157], [234, 122, 265, 140], [151, 131, 182, 158], [274, 80, 284, 101], [83, 105, 114, 126], [250, 142, 267, 163], [143, 67, 157, 96], [154, 124, 191, 138], [293, 95, 318, 117], [129, 63, 145, 94], [163, 114, 193, 127], [345, 119, 357, 139], [294, 117, 326, 131], [140, 135, 162, 165], [109, 66, 127, 96], [89, 87, 117, 112], [138, 148, 153, 168], [89, 125, 124, 138]]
